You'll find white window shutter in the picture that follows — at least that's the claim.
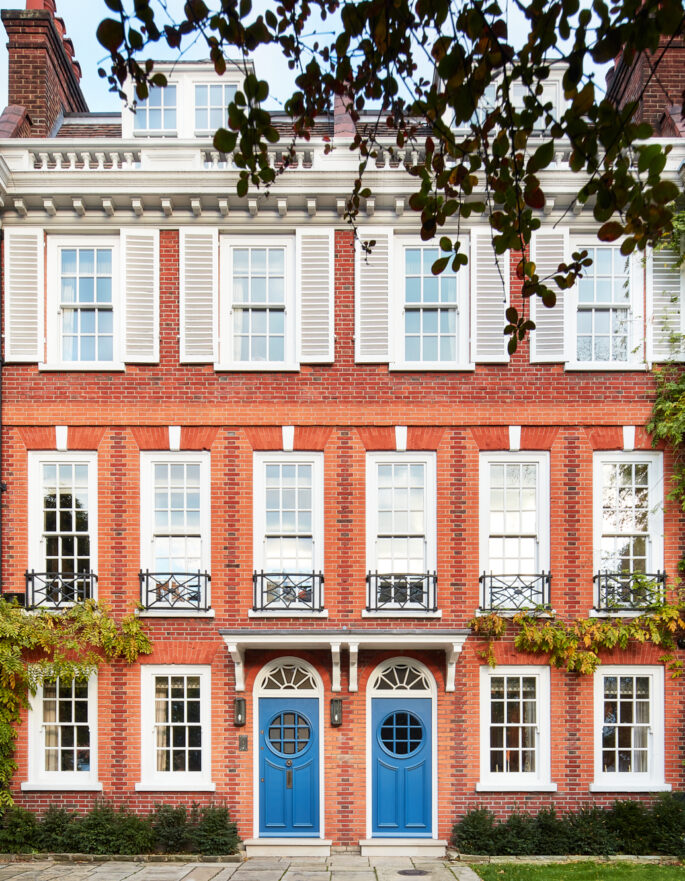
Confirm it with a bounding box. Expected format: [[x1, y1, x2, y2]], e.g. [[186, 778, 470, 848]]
[[470, 229, 509, 363], [356, 230, 391, 362], [530, 229, 569, 362], [4, 228, 43, 362], [297, 229, 334, 362], [647, 246, 685, 362], [180, 229, 217, 363], [121, 229, 159, 363]]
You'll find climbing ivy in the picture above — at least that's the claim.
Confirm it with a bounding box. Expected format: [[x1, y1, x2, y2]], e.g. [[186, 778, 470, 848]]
[[0, 599, 151, 806]]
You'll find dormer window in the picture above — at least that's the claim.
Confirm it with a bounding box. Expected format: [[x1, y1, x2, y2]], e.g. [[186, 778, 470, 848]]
[[194, 83, 236, 135], [133, 85, 177, 134]]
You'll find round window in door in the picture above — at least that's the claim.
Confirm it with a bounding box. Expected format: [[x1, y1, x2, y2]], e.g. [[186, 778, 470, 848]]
[[379, 710, 424, 757], [267, 711, 311, 756]]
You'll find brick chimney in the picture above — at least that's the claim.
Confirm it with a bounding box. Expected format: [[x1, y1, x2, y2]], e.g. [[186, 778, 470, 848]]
[[333, 92, 356, 139], [1, 0, 88, 137], [606, 30, 685, 135]]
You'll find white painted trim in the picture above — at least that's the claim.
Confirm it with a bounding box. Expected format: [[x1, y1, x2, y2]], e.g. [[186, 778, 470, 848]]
[[26, 674, 100, 790], [4, 227, 45, 364], [395, 425, 407, 452], [248, 609, 329, 618], [478, 451, 550, 584], [282, 425, 295, 452], [508, 426, 521, 452], [245, 839, 332, 857], [168, 425, 181, 451], [359, 839, 447, 857], [252, 450, 324, 580], [218, 235, 298, 370], [478, 665, 554, 791], [136, 609, 216, 619], [120, 226, 160, 364], [592, 452, 664, 605], [55, 426, 68, 451], [622, 425, 636, 452], [295, 227, 335, 364], [252, 657, 325, 841], [361, 609, 442, 618], [592, 664, 668, 792], [138, 664, 213, 792], [365, 451, 437, 585], [179, 227, 218, 364], [390, 235, 470, 370], [354, 226, 393, 364], [27, 451, 98, 588], [365, 657, 438, 841], [139, 451, 211, 579], [43, 234, 121, 370]]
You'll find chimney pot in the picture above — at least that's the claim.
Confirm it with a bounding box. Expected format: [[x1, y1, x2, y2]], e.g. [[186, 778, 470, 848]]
[[54, 15, 66, 36], [334, 92, 356, 139], [26, 0, 56, 12], [63, 37, 74, 57]]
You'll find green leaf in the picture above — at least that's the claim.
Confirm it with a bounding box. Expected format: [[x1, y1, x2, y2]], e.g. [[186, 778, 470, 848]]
[[431, 256, 450, 275], [598, 221, 624, 242], [213, 128, 237, 153], [96, 18, 125, 52], [527, 141, 554, 174]]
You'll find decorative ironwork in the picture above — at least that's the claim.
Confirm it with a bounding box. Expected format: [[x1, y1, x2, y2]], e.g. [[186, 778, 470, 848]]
[[479, 572, 551, 611], [25, 571, 96, 609], [252, 571, 324, 612], [261, 663, 318, 692], [594, 571, 666, 611], [139, 571, 211, 611], [366, 572, 437, 612], [372, 663, 432, 693]]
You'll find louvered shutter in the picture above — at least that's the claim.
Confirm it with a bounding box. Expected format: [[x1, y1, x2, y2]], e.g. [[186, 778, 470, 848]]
[[180, 229, 217, 363], [121, 229, 159, 363], [4, 228, 43, 362], [471, 229, 509, 362], [530, 229, 569, 362], [648, 246, 685, 362], [356, 230, 391, 362], [297, 229, 334, 362]]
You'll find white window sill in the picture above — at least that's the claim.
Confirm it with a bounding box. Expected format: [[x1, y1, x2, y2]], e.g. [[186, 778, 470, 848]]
[[248, 609, 329, 618], [476, 781, 557, 792], [565, 361, 647, 372], [589, 609, 646, 619], [389, 362, 475, 372], [215, 362, 300, 372], [22, 781, 103, 792], [361, 609, 442, 618], [136, 609, 216, 619], [589, 782, 671, 793], [135, 781, 216, 792], [474, 608, 556, 619], [39, 362, 126, 372], [133, 130, 178, 138]]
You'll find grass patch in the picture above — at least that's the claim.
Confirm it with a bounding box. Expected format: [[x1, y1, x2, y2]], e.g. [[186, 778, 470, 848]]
[[472, 863, 685, 881]]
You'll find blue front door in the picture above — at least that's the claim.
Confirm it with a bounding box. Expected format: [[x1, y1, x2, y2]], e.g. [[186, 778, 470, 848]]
[[372, 697, 432, 837], [259, 697, 320, 837]]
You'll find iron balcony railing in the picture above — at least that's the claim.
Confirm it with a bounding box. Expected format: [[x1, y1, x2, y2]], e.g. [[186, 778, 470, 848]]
[[594, 571, 666, 611], [479, 572, 551, 612], [253, 571, 324, 612], [366, 572, 438, 612], [139, 571, 211, 612], [25, 571, 97, 609]]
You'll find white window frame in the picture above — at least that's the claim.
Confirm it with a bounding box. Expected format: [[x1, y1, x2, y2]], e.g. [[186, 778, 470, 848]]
[[591, 665, 669, 792], [24, 674, 101, 791], [137, 664, 214, 792], [218, 236, 298, 370], [132, 84, 178, 136], [566, 240, 645, 371], [44, 235, 123, 371], [140, 452, 211, 574], [27, 451, 98, 601], [193, 82, 236, 136], [365, 451, 437, 576], [390, 237, 470, 370], [479, 452, 550, 576], [253, 452, 325, 574], [592, 452, 663, 609], [477, 665, 555, 792]]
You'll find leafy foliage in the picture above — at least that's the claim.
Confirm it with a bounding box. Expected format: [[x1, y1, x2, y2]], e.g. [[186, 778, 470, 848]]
[[0, 801, 240, 855], [97, 0, 684, 350], [470, 600, 685, 676], [0, 598, 151, 805], [452, 795, 685, 856]]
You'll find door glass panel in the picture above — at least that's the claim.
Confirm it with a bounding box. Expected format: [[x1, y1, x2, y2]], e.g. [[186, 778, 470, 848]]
[[379, 710, 424, 757], [267, 711, 311, 756]]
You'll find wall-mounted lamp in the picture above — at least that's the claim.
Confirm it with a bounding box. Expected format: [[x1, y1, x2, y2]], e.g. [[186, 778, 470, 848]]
[[234, 697, 246, 727], [330, 698, 343, 727]]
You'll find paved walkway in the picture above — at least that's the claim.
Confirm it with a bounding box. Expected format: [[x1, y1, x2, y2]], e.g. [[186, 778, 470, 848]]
[[0, 857, 481, 881]]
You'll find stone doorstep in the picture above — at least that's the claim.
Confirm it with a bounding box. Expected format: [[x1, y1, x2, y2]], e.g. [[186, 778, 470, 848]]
[[243, 839, 333, 858], [359, 839, 448, 858]]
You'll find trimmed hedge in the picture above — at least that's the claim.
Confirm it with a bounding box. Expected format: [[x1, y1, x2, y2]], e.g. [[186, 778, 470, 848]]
[[452, 795, 685, 856], [0, 801, 240, 855]]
